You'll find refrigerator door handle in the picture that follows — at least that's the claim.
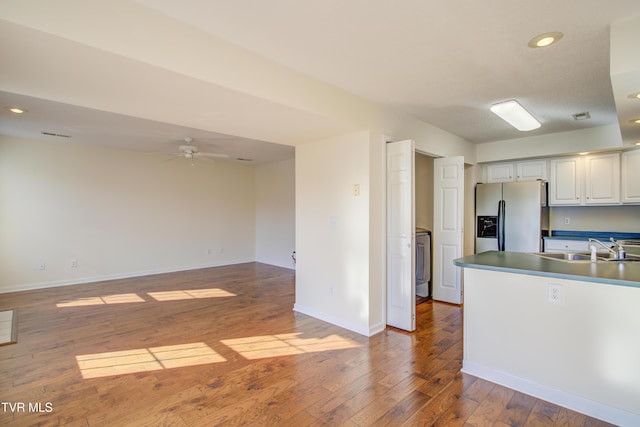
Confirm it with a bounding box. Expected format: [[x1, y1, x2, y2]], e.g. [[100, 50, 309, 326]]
[[498, 200, 506, 251]]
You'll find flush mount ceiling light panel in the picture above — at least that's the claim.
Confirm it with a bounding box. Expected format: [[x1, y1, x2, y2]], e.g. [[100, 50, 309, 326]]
[[528, 31, 564, 48], [490, 100, 541, 131]]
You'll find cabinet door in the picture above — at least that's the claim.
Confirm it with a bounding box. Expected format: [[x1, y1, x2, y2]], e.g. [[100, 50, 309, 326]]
[[549, 157, 582, 205], [585, 153, 620, 204], [622, 149, 640, 204], [516, 160, 547, 181], [485, 163, 514, 182]]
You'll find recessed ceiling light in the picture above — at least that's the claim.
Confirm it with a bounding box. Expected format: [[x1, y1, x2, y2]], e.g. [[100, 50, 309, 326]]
[[4, 106, 28, 114], [635, 141, 640, 146], [490, 100, 541, 131], [578, 152, 590, 155], [628, 92, 640, 99], [528, 31, 564, 48], [631, 118, 640, 124]]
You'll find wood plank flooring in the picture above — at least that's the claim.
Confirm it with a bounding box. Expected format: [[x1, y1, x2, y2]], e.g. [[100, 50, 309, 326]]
[[0, 263, 614, 426]]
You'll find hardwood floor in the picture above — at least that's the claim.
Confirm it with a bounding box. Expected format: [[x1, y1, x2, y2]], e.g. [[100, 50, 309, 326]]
[[0, 263, 614, 426]]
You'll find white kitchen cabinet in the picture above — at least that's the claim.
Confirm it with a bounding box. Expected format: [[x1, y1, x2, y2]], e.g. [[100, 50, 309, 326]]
[[485, 160, 546, 183], [485, 163, 514, 182], [515, 160, 547, 181], [544, 239, 588, 252], [549, 157, 582, 205], [621, 149, 640, 204], [584, 152, 620, 204]]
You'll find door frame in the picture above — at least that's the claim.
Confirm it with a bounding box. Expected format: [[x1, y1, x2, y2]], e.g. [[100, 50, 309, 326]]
[[383, 134, 466, 330]]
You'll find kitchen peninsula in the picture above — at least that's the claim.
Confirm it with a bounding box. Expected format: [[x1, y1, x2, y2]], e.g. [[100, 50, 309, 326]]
[[454, 251, 640, 427]]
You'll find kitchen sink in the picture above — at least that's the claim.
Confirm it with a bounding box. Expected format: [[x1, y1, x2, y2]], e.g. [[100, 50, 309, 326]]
[[531, 252, 640, 262]]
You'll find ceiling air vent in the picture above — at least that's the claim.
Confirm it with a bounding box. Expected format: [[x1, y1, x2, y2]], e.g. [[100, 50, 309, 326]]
[[572, 112, 591, 121]]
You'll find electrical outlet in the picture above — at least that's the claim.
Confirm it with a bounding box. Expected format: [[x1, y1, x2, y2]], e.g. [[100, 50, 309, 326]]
[[70, 259, 78, 268], [564, 217, 570, 225], [547, 284, 564, 304], [353, 184, 360, 197], [38, 261, 46, 271], [330, 286, 335, 297], [329, 217, 338, 230]]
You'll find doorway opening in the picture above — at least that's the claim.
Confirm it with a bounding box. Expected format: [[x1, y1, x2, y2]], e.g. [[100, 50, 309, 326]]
[[415, 151, 435, 305]]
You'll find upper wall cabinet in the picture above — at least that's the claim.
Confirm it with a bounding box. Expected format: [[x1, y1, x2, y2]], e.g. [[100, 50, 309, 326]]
[[485, 150, 636, 206], [485, 163, 514, 182], [621, 149, 640, 204], [549, 153, 620, 206], [584, 153, 620, 205], [485, 160, 546, 183], [516, 160, 547, 182], [549, 157, 582, 205]]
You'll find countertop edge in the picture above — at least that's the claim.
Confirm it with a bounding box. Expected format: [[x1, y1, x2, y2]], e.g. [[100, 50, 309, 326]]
[[454, 252, 640, 289]]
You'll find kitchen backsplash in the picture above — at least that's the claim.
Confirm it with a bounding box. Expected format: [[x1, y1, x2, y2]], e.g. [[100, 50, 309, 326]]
[[550, 205, 640, 232]]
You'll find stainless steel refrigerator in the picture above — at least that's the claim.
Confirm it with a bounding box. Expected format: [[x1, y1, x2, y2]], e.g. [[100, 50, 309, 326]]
[[475, 181, 548, 253]]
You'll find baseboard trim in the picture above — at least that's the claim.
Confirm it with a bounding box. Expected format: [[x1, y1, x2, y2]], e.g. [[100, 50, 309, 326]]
[[462, 360, 640, 427], [0, 259, 255, 294], [293, 303, 379, 337]]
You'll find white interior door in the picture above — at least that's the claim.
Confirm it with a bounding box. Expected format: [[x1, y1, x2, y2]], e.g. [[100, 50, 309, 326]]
[[386, 139, 415, 331], [433, 156, 464, 304]]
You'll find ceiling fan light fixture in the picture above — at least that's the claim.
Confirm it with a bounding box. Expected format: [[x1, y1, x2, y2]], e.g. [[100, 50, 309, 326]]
[[490, 100, 541, 131], [528, 31, 563, 48]]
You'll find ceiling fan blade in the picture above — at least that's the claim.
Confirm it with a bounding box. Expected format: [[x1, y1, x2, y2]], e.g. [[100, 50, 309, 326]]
[[166, 154, 184, 161]]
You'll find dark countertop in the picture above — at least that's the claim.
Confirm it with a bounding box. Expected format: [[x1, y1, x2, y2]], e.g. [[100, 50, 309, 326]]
[[454, 251, 640, 289]]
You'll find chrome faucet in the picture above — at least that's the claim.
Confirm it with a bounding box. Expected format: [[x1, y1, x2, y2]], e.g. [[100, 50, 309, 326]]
[[588, 238, 626, 260], [609, 237, 626, 260]]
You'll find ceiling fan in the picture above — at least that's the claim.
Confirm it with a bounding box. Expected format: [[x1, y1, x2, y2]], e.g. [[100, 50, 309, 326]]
[[168, 137, 229, 165]]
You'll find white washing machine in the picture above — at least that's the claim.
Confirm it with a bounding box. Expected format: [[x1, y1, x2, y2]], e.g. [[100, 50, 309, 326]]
[[416, 231, 431, 298]]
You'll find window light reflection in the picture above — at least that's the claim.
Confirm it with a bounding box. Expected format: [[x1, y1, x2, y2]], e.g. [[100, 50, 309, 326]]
[[76, 342, 226, 379], [221, 333, 361, 360]]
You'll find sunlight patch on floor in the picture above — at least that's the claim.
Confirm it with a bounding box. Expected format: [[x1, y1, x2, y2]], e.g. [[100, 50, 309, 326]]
[[221, 333, 361, 360], [57, 288, 236, 307], [147, 288, 236, 301], [0, 310, 17, 346], [76, 342, 226, 379], [56, 293, 145, 307]]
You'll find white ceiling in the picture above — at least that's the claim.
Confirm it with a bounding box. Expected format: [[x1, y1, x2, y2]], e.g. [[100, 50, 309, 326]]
[[0, 91, 295, 164], [1, 1, 640, 159]]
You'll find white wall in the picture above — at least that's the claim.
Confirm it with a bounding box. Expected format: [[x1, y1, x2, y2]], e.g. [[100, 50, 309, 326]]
[[463, 268, 640, 426], [0, 135, 256, 292], [415, 153, 434, 232], [295, 130, 373, 335], [255, 158, 296, 269], [476, 125, 623, 163], [550, 205, 640, 232]]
